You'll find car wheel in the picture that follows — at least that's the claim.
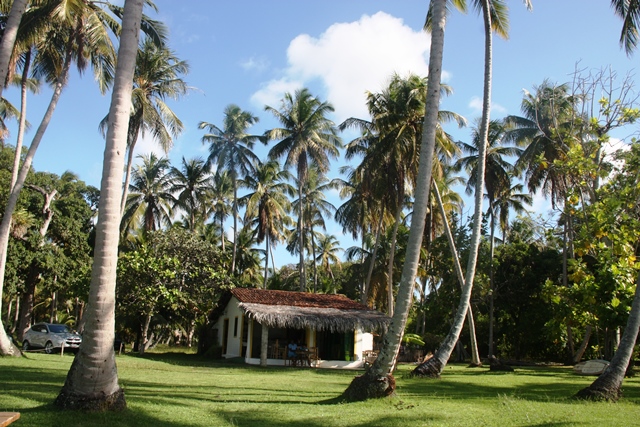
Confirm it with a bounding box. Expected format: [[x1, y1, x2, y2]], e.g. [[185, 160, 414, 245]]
[[22, 340, 30, 351], [44, 341, 54, 354]]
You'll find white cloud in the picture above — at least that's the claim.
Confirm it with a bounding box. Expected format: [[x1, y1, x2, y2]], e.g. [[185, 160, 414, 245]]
[[241, 56, 270, 73], [251, 78, 304, 109], [468, 96, 507, 115], [251, 12, 433, 123]]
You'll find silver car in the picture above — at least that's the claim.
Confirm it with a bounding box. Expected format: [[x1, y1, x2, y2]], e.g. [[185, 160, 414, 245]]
[[22, 323, 82, 354]]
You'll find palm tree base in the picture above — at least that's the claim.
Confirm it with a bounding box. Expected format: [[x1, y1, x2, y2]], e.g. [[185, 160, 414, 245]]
[[0, 333, 22, 357], [574, 385, 621, 402], [341, 371, 396, 402], [411, 356, 444, 378], [467, 362, 483, 368], [55, 387, 126, 411]]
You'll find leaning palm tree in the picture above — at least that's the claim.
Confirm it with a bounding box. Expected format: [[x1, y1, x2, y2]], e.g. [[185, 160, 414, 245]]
[[200, 104, 260, 275], [0, 0, 121, 356], [241, 160, 294, 289], [341, 0, 452, 400], [411, 0, 526, 379], [170, 156, 212, 232], [122, 153, 175, 235], [264, 88, 341, 292], [455, 118, 522, 358], [55, 0, 145, 410]]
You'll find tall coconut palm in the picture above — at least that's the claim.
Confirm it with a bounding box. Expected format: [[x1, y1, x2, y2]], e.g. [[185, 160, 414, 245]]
[[241, 160, 294, 289], [291, 167, 338, 293], [341, 0, 452, 401], [411, 0, 527, 379], [102, 35, 189, 216], [504, 81, 578, 207], [170, 156, 212, 232], [0, 0, 121, 356], [55, 0, 145, 410], [315, 233, 342, 289], [264, 88, 341, 292], [455, 118, 522, 357], [485, 178, 531, 356], [210, 170, 233, 253], [121, 153, 175, 234], [200, 104, 260, 275]]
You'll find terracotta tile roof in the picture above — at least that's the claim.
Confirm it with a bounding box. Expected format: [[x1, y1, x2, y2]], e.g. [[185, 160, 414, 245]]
[[231, 288, 370, 311]]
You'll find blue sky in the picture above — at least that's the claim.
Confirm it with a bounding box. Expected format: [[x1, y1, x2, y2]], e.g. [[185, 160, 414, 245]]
[[4, 1, 637, 267]]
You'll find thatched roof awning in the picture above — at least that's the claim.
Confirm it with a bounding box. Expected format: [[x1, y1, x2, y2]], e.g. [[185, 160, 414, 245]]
[[239, 302, 390, 334]]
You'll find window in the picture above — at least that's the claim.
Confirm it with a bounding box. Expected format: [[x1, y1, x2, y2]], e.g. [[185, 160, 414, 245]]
[[233, 317, 238, 337]]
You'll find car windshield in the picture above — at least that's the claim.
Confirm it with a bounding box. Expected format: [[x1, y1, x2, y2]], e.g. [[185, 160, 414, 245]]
[[48, 324, 70, 334]]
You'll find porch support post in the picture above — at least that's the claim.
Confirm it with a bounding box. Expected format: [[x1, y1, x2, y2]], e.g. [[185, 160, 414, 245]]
[[260, 324, 269, 367]]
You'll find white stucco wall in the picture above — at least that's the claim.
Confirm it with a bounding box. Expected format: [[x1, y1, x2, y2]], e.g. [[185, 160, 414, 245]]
[[214, 296, 246, 358]]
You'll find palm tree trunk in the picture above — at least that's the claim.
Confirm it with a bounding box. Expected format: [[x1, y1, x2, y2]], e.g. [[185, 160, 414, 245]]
[[0, 42, 74, 357], [362, 211, 384, 305], [11, 48, 31, 191], [55, 0, 144, 410], [576, 272, 640, 401], [0, 0, 28, 100], [260, 324, 268, 367], [412, 0, 492, 378], [488, 204, 496, 357], [297, 180, 306, 292], [311, 226, 318, 293], [119, 121, 141, 217], [386, 204, 402, 317], [433, 183, 482, 366], [341, 0, 447, 401], [231, 176, 239, 275], [263, 236, 269, 289]]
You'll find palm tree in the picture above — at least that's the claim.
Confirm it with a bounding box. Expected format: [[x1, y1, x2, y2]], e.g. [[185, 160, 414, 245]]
[[241, 160, 294, 289], [504, 81, 579, 207], [486, 178, 531, 356], [210, 170, 233, 253], [455, 119, 523, 357], [264, 88, 341, 292], [0, 0, 122, 356], [122, 153, 175, 234], [234, 225, 264, 286], [106, 36, 189, 216], [341, 0, 452, 401], [411, 0, 526, 379], [292, 167, 338, 293], [315, 233, 342, 290], [55, 0, 145, 410], [0, 0, 28, 101], [611, 0, 640, 55], [342, 73, 464, 312], [170, 157, 212, 232], [200, 104, 260, 275]]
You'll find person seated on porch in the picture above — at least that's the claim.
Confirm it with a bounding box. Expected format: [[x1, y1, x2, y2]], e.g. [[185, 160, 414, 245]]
[[287, 340, 298, 358]]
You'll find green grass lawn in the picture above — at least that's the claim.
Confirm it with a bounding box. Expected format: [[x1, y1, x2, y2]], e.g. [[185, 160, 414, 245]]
[[2, 350, 639, 427]]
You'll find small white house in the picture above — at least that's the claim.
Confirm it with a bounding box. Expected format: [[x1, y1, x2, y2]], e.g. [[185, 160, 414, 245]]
[[210, 288, 390, 369]]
